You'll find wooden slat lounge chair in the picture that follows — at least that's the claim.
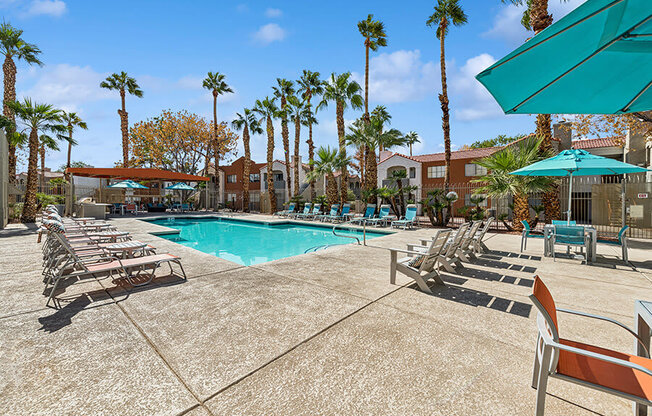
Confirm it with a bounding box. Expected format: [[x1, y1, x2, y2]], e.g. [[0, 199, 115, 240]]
[[472, 217, 494, 254]]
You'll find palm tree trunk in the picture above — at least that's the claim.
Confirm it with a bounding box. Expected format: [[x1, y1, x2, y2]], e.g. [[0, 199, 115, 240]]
[[242, 124, 251, 212], [513, 192, 529, 232], [119, 89, 129, 167], [212, 93, 220, 206], [364, 40, 370, 121], [326, 172, 338, 205], [66, 124, 73, 177], [280, 97, 291, 202], [439, 18, 453, 223], [266, 116, 277, 214], [3, 56, 17, 186], [365, 147, 377, 203], [336, 100, 348, 205], [40, 144, 45, 192], [307, 122, 316, 200], [293, 115, 301, 197], [396, 180, 405, 216], [21, 128, 39, 223]]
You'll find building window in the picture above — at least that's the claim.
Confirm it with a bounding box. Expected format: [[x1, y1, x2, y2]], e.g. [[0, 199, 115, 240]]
[[227, 174, 237, 183], [274, 173, 283, 182], [249, 173, 260, 183], [465, 163, 487, 177], [409, 167, 416, 179], [427, 165, 445, 178], [249, 192, 260, 202], [226, 193, 237, 201]]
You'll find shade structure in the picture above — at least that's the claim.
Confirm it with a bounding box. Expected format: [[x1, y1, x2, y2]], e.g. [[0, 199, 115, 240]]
[[108, 180, 148, 189], [476, 0, 652, 115], [511, 149, 649, 222], [66, 167, 209, 182], [165, 182, 195, 191]]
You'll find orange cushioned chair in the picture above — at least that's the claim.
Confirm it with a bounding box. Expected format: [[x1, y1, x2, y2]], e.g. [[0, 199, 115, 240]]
[[529, 276, 652, 415]]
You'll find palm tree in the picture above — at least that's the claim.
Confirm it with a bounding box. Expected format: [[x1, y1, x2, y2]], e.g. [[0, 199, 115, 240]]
[[389, 169, 408, 216], [427, 0, 467, 197], [286, 95, 311, 197], [39, 134, 60, 190], [7, 99, 65, 222], [0, 22, 42, 185], [297, 70, 324, 200], [318, 72, 363, 204], [202, 72, 233, 177], [61, 111, 87, 180], [345, 118, 405, 202], [272, 78, 295, 201], [232, 108, 263, 212], [100, 72, 143, 167], [472, 135, 554, 231], [357, 14, 387, 121], [403, 131, 420, 156], [252, 97, 280, 214], [371, 105, 391, 151], [306, 146, 350, 205]]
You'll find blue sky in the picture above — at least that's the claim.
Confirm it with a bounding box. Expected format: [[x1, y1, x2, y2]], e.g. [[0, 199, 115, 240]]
[[3, 0, 585, 172]]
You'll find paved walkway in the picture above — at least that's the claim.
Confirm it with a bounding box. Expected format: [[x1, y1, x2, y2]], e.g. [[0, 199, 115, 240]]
[[1, 213, 651, 415]]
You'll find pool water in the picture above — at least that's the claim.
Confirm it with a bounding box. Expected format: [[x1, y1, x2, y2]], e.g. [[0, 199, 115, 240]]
[[146, 217, 387, 266]]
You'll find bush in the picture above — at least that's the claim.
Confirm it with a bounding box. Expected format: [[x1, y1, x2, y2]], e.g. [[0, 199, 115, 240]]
[[347, 189, 356, 201], [36, 193, 64, 206]]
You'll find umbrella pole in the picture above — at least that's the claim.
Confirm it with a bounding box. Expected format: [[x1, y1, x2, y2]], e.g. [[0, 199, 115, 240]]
[[567, 171, 573, 224]]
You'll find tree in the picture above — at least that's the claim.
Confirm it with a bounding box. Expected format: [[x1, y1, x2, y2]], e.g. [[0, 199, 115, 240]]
[[389, 169, 407, 216], [559, 114, 652, 143], [297, 70, 324, 200], [0, 22, 42, 185], [286, 95, 310, 197], [306, 146, 350, 205], [253, 97, 280, 213], [57, 161, 93, 172], [318, 72, 363, 204], [232, 108, 263, 212], [60, 111, 87, 180], [472, 135, 554, 231], [39, 134, 60, 190], [357, 14, 387, 122], [272, 78, 295, 201], [403, 131, 421, 156], [465, 133, 525, 149], [8, 99, 65, 222], [100, 71, 143, 167], [202, 71, 233, 178], [128, 110, 234, 175]]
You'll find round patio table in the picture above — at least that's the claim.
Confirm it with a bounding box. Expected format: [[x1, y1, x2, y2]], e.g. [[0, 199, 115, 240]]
[[105, 241, 149, 259]]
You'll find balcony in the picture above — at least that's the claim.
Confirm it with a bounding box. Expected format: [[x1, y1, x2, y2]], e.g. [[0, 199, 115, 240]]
[[263, 180, 287, 190], [381, 178, 410, 188]]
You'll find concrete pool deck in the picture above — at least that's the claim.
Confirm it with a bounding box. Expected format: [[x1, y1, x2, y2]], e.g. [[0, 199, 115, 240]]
[[1, 212, 651, 415]]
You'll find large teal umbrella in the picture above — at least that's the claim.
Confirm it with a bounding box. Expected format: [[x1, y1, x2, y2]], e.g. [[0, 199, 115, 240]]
[[165, 182, 195, 206], [108, 179, 148, 189], [511, 149, 649, 222], [476, 0, 652, 115]]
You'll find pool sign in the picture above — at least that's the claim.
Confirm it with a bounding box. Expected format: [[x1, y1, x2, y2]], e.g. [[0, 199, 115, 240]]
[[638, 193, 648, 199]]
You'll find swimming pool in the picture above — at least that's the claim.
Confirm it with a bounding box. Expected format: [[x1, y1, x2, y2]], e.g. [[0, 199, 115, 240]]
[[145, 217, 388, 266]]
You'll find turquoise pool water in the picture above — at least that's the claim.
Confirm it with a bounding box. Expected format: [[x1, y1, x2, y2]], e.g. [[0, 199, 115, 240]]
[[146, 217, 387, 266]]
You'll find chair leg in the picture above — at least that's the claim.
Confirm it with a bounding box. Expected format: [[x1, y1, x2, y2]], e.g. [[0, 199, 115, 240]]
[[390, 251, 397, 285], [531, 336, 541, 389], [534, 345, 552, 416], [438, 257, 457, 273], [622, 242, 628, 263]]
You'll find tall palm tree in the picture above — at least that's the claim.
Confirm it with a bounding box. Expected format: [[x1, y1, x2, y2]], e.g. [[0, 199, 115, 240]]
[[318, 72, 363, 204], [473, 135, 554, 231], [357, 14, 387, 121], [403, 131, 420, 156], [7, 99, 65, 223], [297, 70, 324, 200], [61, 111, 87, 180], [371, 105, 391, 150], [345, 118, 405, 202], [100, 71, 143, 167], [39, 134, 60, 190], [287, 95, 312, 197], [202, 71, 233, 177], [0, 22, 42, 185], [272, 78, 295, 201], [306, 146, 351, 205], [252, 97, 280, 214], [427, 0, 467, 194], [232, 108, 263, 212]]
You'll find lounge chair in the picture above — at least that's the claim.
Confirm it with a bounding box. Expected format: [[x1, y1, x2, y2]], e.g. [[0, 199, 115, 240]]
[[472, 217, 494, 254], [289, 203, 311, 219], [521, 220, 544, 252], [454, 220, 482, 263], [529, 276, 651, 415], [597, 225, 629, 263], [391, 204, 418, 230], [552, 220, 577, 225], [366, 204, 392, 227], [350, 204, 376, 225], [275, 202, 296, 217], [389, 229, 452, 293], [323, 203, 350, 223], [296, 203, 321, 220], [315, 204, 339, 222], [437, 222, 469, 273]]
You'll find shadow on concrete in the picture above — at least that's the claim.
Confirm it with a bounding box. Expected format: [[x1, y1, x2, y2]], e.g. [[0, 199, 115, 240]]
[[451, 265, 535, 287], [472, 257, 538, 274], [0, 222, 39, 238]]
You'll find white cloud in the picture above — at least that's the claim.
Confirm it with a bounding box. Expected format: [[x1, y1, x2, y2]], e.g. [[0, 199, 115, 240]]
[[176, 75, 204, 90], [264, 8, 282, 18], [449, 53, 504, 121], [27, 0, 66, 17], [252, 23, 286, 45], [18, 64, 113, 112], [351, 49, 438, 104]]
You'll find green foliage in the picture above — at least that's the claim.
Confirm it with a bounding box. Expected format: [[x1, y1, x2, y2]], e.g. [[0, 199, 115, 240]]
[[100, 71, 143, 98], [48, 177, 68, 186], [426, 0, 468, 39], [420, 188, 458, 226], [36, 193, 63, 206], [346, 189, 356, 201], [317, 72, 363, 112], [358, 14, 387, 51], [7, 203, 23, 221], [468, 134, 525, 149], [57, 161, 93, 172]]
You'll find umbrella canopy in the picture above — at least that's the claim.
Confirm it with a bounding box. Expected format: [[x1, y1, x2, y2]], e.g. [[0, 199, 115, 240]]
[[108, 179, 148, 189], [476, 0, 652, 115], [165, 182, 195, 190]]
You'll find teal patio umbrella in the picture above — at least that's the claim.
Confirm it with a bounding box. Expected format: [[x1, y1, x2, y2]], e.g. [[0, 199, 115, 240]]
[[511, 149, 649, 223], [476, 0, 652, 115], [108, 179, 148, 189], [165, 182, 195, 206]]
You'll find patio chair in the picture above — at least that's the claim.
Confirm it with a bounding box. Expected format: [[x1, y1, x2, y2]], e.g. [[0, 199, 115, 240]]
[[389, 229, 452, 293], [453, 220, 483, 263], [296, 203, 321, 220], [290, 203, 311, 219], [315, 204, 339, 222], [125, 203, 138, 215], [366, 204, 392, 227], [437, 222, 470, 273], [391, 204, 418, 230], [552, 220, 577, 226], [529, 276, 651, 415], [549, 225, 590, 263], [472, 217, 494, 254], [350, 204, 376, 225], [597, 225, 629, 263], [521, 220, 544, 252], [275, 202, 296, 217], [323, 203, 350, 223]]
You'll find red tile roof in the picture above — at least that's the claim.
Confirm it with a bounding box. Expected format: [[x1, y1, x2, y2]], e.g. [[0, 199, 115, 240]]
[[411, 147, 500, 163], [572, 137, 622, 149]]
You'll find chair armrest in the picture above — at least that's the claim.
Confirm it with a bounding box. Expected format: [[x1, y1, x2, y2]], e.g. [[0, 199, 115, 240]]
[[389, 247, 427, 256], [557, 308, 649, 357]]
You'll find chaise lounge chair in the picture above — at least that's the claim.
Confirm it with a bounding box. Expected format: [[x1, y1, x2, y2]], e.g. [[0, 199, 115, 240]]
[[275, 202, 296, 217], [391, 204, 418, 230], [323, 203, 350, 223], [350, 204, 376, 225], [289, 203, 311, 219], [366, 204, 392, 227], [315, 204, 339, 222]]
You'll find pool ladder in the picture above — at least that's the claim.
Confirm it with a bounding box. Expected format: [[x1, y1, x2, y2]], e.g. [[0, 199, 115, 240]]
[[332, 219, 366, 246]]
